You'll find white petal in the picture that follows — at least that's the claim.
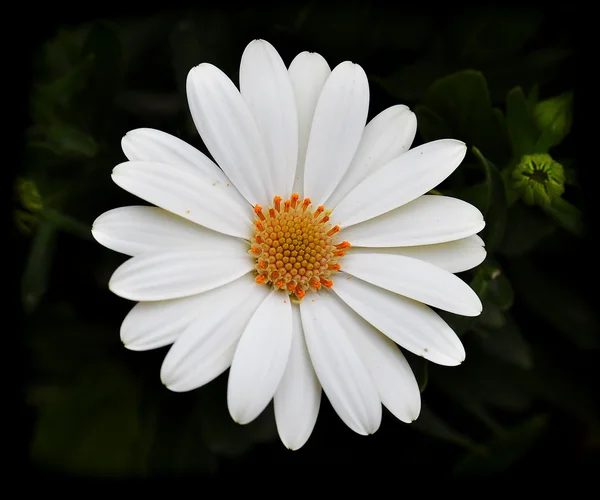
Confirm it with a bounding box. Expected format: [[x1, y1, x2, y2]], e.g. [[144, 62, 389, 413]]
[[300, 292, 381, 435], [353, 235, 486, 274], [112, 161, 253, 239], [288, 51, 331, 196], [227, 290, 293, 425], [122, 295, 209, 351], [109, 249, 252, 301], [92, 206, 244, 257], [326, 105, 417, 208], [120, 128, 249, 209], [187, 63, 273, 206], [333, 140, 467, 228], [342, 252, 483, 316], [274, 304, 321, 450], [240, 40, 298, 199], [341, 195, 485, 247], [303, 62, 369, 206], [325, 296, 421, 423], [160, 274, 269, 392], [333, 273, 466, 366]]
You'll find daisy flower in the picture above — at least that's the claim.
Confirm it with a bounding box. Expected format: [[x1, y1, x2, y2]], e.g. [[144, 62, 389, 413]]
[[92, 39, 485, 450]]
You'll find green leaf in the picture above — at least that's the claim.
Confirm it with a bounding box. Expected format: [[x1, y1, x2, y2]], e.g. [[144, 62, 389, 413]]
[[420, 70, 509, 165], [21, 219, 57, 314], [456, 181, 487, 213], [40, 207, 93, 241], [30, 363, 150, 476], [476, 313, 533, 370], [542, 196, 584, 237], [472, 147, 507, 252], [527, 84, 540, 108], [506, 86, 541, 157], [413, 105, 452, 142], [477, 304, 506, 329], [497, 203, 556, 256], [411, 404, 484, 453], [533, 91, 573, 149], [452, 415, 548, 477], [486, 271, 514, 312]]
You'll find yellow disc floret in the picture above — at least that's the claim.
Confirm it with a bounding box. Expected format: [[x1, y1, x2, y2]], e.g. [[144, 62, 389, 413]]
[[250, 194, 349, 302]]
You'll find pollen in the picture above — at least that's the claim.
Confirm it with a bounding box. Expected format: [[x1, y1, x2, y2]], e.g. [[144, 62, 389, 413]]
[[249, 194, 347, 301]]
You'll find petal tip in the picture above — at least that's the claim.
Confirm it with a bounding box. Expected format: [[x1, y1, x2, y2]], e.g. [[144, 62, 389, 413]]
[[282, 440, 305, 451]]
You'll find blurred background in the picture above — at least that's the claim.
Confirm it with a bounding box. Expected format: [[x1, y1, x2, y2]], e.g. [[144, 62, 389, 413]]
[[16, 4, 596, 478]]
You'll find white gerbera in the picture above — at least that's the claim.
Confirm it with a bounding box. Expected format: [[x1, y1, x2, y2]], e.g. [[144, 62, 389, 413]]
[[92, 39, 485, 450]]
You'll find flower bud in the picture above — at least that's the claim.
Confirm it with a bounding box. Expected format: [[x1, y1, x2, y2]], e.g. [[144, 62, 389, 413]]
[[511, 154, 565, 207]]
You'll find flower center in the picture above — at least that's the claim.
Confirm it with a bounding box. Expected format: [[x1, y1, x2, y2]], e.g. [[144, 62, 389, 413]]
[[249, 194, 350, 302]]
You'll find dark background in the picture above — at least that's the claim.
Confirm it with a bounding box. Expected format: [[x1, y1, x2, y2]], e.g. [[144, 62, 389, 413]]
[[14, 3, 596, 479]]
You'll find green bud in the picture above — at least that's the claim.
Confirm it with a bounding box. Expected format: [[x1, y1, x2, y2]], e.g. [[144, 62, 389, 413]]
[[533, 92, 573, 148], [15, 178, 43, 212], [512, 154, 565, 207]]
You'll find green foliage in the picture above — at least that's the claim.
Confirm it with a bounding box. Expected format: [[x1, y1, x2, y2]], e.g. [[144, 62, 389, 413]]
[[477, 313, 533, 370], [542, 196, 584, 236], [534, 92, 573, 149], [416, 70, 509, 166]]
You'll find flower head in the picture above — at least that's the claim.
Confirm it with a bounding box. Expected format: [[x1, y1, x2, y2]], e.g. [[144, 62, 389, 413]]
[[512, 153, 565, 207], [92, 40, 486, 450]]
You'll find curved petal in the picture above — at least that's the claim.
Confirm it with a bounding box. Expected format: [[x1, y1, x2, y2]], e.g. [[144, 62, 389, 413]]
[[160, 274, 269, 392], [112, 161, 253, 239], [300, 291, 381, 435], [351, 235, 486, 274], [92, 206, 244, 257], [333, 140, 467, 228], [303, 62, 369, 206], [326, 105, 417, 208], [121, 294, 213, 351], [274, 304, 321, 450], [342, 252, 483, 316], [288, 51, 331, 196], [108, 249, 252, 301], [187, 63, 273, 206], [240, 40, 298, 199], [341, 195, 485, 247], [333, 273, 466, 366], [325, 296, 421, 423], [120, 128, 249, 210], [227, 290, 293, 425]]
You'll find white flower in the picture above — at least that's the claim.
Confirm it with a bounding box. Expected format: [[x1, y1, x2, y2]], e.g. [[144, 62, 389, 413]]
[[92, 39, 486, 451]]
